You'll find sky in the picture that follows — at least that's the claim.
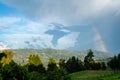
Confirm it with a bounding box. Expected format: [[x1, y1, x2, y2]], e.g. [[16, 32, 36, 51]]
[[0, 0, 120, 53]]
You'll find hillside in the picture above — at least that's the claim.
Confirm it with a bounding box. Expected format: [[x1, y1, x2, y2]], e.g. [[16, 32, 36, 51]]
[[70, 70, 120, 80], [11, 48, 114, 65], [12, 48, 76, 65]]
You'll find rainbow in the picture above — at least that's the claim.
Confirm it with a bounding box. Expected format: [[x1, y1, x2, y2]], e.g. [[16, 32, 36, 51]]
[[93, 26, 108, 52]]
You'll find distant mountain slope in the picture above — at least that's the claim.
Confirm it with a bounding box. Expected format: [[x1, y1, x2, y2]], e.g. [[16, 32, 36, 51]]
[[12, 48, 114, 65], [75, 50, 114, 60]]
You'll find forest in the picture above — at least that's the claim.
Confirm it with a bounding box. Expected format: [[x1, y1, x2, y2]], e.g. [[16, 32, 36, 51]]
[[0, 49, 120, 80]]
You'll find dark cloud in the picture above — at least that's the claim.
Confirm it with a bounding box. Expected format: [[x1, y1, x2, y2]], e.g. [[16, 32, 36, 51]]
[[45, 23, 70, 46], [1, 0, 120, 24]]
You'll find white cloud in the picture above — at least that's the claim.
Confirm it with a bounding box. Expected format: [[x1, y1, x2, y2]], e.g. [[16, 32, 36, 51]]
[[56, 32, 80, 49], [0, 17, 21, 28], [0, 16, 54, 49], [0, 16, 53, 34], [1, 0, 119, 50], [0, 16, 80, 49], [23, 20, 53, 34], [0, 34, 53, 49], [0, 42, 9, 50], [0, 17, 21, 24]]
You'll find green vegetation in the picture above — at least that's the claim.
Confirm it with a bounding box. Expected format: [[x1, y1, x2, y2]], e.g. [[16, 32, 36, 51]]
[[0, 50, 70, 80], [0, 49, 119, 80], [101, 72, 120, 80], [28, 54, 43, 66], [70, 53, 120, 80], [84, 50, 95, 70], [70, 70, 120, 80], [66, 56, 84, 73], [107, 53, 120, 71]]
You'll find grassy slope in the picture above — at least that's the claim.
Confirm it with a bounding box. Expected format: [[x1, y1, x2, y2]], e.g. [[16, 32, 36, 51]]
[[70, 70, 120, 80], [101, 72, 120, 80]]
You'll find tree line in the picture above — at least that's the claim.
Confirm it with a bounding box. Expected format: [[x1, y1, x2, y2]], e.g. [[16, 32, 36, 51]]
[[0, 49, 119, 80], [107, 53, 120, 71]]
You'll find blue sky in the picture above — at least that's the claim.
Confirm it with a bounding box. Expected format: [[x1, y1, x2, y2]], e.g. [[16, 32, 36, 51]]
[[0, 0, 120, 53]]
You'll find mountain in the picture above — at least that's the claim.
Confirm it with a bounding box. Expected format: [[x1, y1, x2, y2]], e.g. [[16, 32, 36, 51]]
[[12, 48, 76, 65], [75, 50, 114, 60], [11, 48, 114, 65]]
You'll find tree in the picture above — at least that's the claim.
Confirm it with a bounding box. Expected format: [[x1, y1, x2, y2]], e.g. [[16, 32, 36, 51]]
[[0, 52, 7, 61], [117, 53, 120, 70], [46, 68, 70, 80], [84, 49, 95, 70], [108, 54, 120, 71], [26, 71, 46, 80], [0, 50, 14, 66], [46, 58, 70, 80], [47, 58, 57, 71], [28, 54, 42, 66], [101, 62, 106, 70], [91, 62, 101, 70], [28, 54, 46, 74], [59, 58, 66, 68], [65, 56, 84, 73], [76, 58, 84, 71], [1, 61, 27, 80]]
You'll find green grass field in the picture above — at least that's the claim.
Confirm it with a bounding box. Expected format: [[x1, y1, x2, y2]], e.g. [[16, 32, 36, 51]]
[[70, 70, 120, 80]]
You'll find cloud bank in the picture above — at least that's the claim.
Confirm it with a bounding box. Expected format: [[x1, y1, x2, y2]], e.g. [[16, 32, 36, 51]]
[[1, 0, 120, 24], [0, 0, 120, 52]]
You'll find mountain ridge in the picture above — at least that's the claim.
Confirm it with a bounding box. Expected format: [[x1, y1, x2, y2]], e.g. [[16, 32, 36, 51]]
[[9, 48, 114, 65]]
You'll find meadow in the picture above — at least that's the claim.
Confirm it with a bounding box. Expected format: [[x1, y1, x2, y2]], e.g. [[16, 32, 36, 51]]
[[70, 70, 120, 80]]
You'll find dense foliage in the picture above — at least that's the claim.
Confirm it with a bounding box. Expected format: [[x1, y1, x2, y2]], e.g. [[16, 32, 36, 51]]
[[65, 56, 84, 73], [0, 50, 70, 80], [107, 53, 120, 71], [84, 49, 94, 70], [0, 49, 118, 80]]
